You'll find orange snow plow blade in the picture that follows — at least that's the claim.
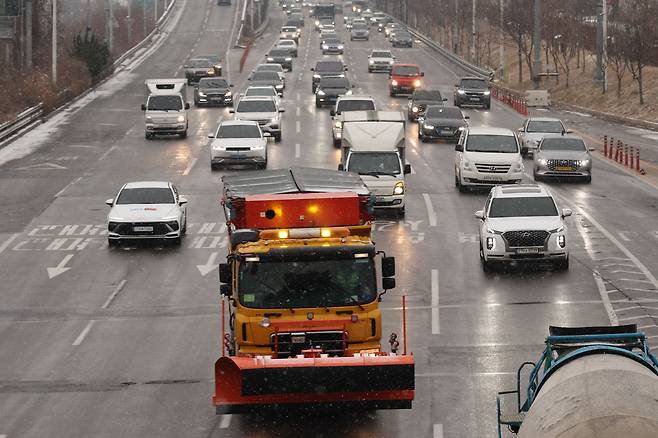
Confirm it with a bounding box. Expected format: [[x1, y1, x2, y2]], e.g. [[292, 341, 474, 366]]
[[213, 354, 415, 414]]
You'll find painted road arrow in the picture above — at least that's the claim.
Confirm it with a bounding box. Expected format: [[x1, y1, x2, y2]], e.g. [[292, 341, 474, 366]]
[[197, 252, 219, 276], [47, 254, 74, 279]]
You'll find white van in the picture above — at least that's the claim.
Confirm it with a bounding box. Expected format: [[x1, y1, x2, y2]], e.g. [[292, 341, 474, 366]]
[[338, 111, 410, 217], [142, 79, 190, 139], [454, 127, 524, 192]]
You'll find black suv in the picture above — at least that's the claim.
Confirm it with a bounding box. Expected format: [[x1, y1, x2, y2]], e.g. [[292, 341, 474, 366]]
[[315, 76, 352, 108], [454, 77, 491, 109], [311, 60, 347, 92], [408, 88, 447, 121]]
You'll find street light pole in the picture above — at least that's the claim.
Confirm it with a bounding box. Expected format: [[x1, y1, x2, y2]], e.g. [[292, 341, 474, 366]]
[[532, 0, 542, 89], [52, 0, 57, 85], [471, 0, 477, 63], [499, 0, 504, 79]]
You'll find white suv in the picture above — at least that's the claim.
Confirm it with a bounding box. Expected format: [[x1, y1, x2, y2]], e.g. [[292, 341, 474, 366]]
[[455, 127, 523, 192], [330, 96, 376, 147], [230, 96, 284, 142], [208, 120, 268, 170], [475, 184, 571, 271]]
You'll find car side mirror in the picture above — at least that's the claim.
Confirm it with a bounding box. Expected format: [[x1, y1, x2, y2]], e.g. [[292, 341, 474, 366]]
[[518, 128, 525, 133], [229, 109, 235, 113], [455, 144, 463, 152], [184, 65, 190, 69], [178, 197, 188, 206], [330, 109, 336, 116], [279, 108, 285, 112], [141, 104, 146, 111], [105, 198, 114, 207], [185, 103, 190, 110], [344, 67, 349, 71], [220, 283, 230, 296], [561, 208, 572, 218], [219, 263, 231, 284], [565, 129, 573, 134], [474, 210, 485, 220], [230, 84, 234, 87], [310, 67, 315, 71], [208, 133, 215, 139], [337, 163, 344, 171], [404, 164, 411, 175], [443, 98, 448, 101], [464, 115, 470, 119], [381, 256, 396, 277]]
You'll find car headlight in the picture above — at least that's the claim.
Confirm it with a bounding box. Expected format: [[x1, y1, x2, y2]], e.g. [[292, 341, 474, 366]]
[[424, 124, 434, 130], [412, 106, 418, 113], [413, 80, 421, 87], [315, 20, 320, 25], [267, 57, 274, 61], [165, 220, 180, 231], [214, 64, 221, 70], [579, 159, 591, 167], [270, 117, 278, 124], [177, 115, 185, 123], [317, 89, 326, 96], [484, 90, 491, 95], [463, 159, 473, 170], [313, 74, 321, 79], [391, 80, 398, 86], [225, 91, 232, 97], [212, 144, 225, 150], [345, 90, 353, 95], [337, 45, 344, 49], [198, 91, 206, 97], [458, 126, 465, 130], [393, 181, 405, 195], [322, 45, 329, 50], [369, 59, 374, 64], [275, 84, 284, 89], [389, 60, 394, 64], [512, 160, 524, 172], [486, 236, 495, 250], [285, 57, 292, 61], [538, 158, 548, 166], [557, 235, 566, 248], [457, 89, 466, 95], [145, 116, 153, 122], [334, 121, 341, 128], [207, 69, 215, 75]]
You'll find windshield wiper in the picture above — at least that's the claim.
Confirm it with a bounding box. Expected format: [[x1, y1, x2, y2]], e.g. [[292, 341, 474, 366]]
[[347, 295, 365, 311]]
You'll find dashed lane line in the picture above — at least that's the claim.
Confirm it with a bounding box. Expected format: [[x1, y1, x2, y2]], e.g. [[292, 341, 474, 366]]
[[433, 424, 444, 438], [102, 279, 127, 309], [0, 234, 20, 256], [72, 320, 96, 346], [431, 269, 440, 335], [296, 121, 301, 133], [295, 143, 301, 159], [594, 273, 619, 325], [422, 194, 438, 227], [182, 157, 198, 176], [54, 176, 82, 198], [219, 414, 232, 429]]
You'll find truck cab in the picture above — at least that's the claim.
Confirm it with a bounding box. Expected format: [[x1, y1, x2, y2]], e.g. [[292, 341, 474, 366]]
[[338, 111, 411, 217], [141, 79, 190, 139]]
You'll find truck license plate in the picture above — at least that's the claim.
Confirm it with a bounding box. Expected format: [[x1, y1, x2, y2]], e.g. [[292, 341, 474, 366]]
[[516, 248, 539, 254], [291, 335, 306, 344], [133, 226, 153, 232]]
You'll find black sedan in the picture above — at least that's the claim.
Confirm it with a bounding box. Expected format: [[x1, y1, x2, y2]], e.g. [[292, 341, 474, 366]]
[[408, 89, 447, 121], [418, 105, 469, 142], [194, 78, 234, 107], [315, 76, 353, 108], [265, 48, 294, 71]]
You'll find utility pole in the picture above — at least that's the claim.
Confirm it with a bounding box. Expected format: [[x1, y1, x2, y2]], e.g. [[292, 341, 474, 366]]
[[25, 0, 32, 69], [471, 0, 477, 63], [127, 0, 133, 44], [143, 0, 148, 37], [155, 0, 158, 23], [499, 0, 504, 79], [532, 0, 542, 89], [453, 0, 459, 54], [86, 0, 91, 37], [595, 1, 608, 92], [106, 0, 114, 52], [52, 0, 57, 85]]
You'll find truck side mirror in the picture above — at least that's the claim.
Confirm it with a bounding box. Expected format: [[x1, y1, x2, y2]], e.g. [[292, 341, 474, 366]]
[[141, 104, 146, 111], [185, 103, 191, 110], [382, 277, 396, 290], [455, 144, 463, 152], [404, 164, 411, 175], [381, 256, 395, 277], [219, 263, 231, 284], [420, 72, 425, 77], [219, 283, 231, 297], [337, 163, 344, 171]]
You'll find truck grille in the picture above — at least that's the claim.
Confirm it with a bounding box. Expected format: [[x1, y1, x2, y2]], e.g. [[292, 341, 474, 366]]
[[547, 159, 579, 171], [271, 330, 346, 358], [503, 230, 549, 247], [475, 163, 511, 173]]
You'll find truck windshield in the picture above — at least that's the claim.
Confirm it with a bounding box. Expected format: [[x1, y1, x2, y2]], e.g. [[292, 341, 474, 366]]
[[239, 258, 377, 308], [348, 152, 401, 175], [336, 100, 375, 113], [147, 95, 183, 111]]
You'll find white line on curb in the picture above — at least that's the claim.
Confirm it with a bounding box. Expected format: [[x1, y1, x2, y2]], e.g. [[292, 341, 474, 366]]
[[431, 269, 440, 334]]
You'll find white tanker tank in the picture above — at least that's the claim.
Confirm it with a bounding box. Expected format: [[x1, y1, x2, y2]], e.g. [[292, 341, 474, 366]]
[[497, 325, 658, 438]]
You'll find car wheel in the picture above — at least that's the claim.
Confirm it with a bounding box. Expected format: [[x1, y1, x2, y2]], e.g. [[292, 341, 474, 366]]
[[458, 176, 467, 192], [173, 236, 182, 245], [584, 175, 592, 184], [182, 219, 187, 235], [315, 101, 321, 108], [554, 257, 569, 271], [485, 102, 491, 110], [108, 239, 120, 247], [179, 131, 187, 139], [333, 138, 341, 148], [389, 90, 395, 97], [210, 163, 219, 170], [275, 133, 282, 143], [480, 245, 492, 272], [289, 66, 293, 72], [397, 206, 406, 219], [533, 170, 542, 182]]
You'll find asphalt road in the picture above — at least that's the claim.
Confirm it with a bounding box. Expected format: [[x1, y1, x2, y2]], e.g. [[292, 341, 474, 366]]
[[1, 1, 658, 437]]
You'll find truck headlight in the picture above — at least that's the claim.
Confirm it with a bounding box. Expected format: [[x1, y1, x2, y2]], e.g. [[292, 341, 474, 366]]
[[413, 79, 421, 87], [275, 84, 284, 89], [463, 159, 473, 171], [486, 236, 495, 250], [512, 160, 524, 172], [391, 80, 398, 86], [557, 235, 566, 248], [393, 181, 405, 195], [177, 115, 185, 123]]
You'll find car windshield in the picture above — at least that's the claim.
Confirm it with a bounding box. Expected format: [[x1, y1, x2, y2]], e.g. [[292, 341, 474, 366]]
[[199, 79, 228, 89], [371, 51, 392, 58], [353, 23, 368, 30], [252, 72, 279, 81], [426, 107, 462, 119], [257, 64, 282, 72], [281, 27, 297, 32], [489, 197, 558, 218], [278, 41, 295, 47], [319, 78, 349, 88], [189, 59, 211, 68], [216, 125, 261, 138], [461, 79, 487, 89], [269, 49, 289, 57], [336, 100, 375, 112], [392, 66, 419, 76], [237, 100, 276, 112], [348, 152, 401, 174], [415, 90, 442, 101], [147, 95, 182, 111], [325, 39, 341, 44], [396, 32, 411, 39], [466, 135, 518, 153], [526, 120, 565, 133], [316, 62, 343, 72], [540, 138, 587, 151], [245, 87, 276, 97], [116, 187, 174, 204], [239, 258, 377, 308]]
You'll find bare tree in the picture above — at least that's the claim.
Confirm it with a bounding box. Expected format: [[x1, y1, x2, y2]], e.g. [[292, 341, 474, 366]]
[[607, 28, 630, 98], [621, 0, 658, 104]]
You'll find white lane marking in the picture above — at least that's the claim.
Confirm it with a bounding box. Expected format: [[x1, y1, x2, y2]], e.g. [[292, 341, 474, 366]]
[[182, 157, 198, 176], [433, 424, 444, 438], [594, 274, 619, 325], [54, 176, 82, 198], [431, 269, 440, 334], [296, 121, 301, 133], [296, 92, 301, 101], [98, 145, 117, 161], [47, 254, 74, 279], [295, 143, 301, 159], [618, 231, 632, 242], [219, 414, 232, 429], [102, 279, 127, 309], [422, 194, 438, 227], [72, 320, 96, 346], [197, 252, 219, 276], [296, 107, 301, 117], [0, 233, 19, 256]]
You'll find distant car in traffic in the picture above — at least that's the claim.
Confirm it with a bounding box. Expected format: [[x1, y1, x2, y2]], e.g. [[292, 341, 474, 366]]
[[241, 85, 281, 107], [330, 95, 377, 147], [322, 38, 345, 55], [475, 184, 571, 271], [208, 120, 268, 170], [230, 96, 285, 142], [248, 71, 285, 95], [315, 76, 353, 108], [265, 48, 294, 71], [350, 22, 370, 40], [276, 39, 298, 57], [106, 181, 187, 246], [319, 31, 339, 48], [518, 117, 568, 156], [184, 58, 216, 85], [280, 25, 300, 43], [407, 88, 447, 121], [418, 106, 468, 143], [454, 77, 491, 109], [311, 60, 347, 92], [389, 63, 424, 96], [194, 77, 234, 107], [252, 63, 286, 82], [391, 30, 413, 48], [196, 53, 222, 76], [368, 49, 395, 72], [533, 134, 592, 183]]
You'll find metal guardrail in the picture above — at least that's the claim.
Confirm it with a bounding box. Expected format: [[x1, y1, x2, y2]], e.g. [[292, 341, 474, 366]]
[[0, 104, 43, 145]]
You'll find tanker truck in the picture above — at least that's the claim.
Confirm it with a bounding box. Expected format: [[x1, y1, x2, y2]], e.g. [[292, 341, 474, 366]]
[[496, 325, 658, 438], [212, 167, 415, 413]]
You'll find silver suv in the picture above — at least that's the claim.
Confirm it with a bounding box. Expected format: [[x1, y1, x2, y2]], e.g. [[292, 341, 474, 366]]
[[475, 184, 571, 271], [229, 96, 284, 142]]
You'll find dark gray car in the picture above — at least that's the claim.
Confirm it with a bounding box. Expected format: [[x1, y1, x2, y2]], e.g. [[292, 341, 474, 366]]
[[248, 71, 285, 96], [391, 31, 413, 48], [315, 76, 352, 108], [408, 89, 447, 121], [184, 58, 215, 85], [454, 77, 491, 109], [311, 60, 347, 92], [265, 48, 294, 71], [418, 105, 469, 142], [194, 77, 234, 107]]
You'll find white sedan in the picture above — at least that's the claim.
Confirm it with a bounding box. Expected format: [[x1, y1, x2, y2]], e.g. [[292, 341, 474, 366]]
[[276, 39, 298, 57], [209, 120, 268, 169], [106, 181, 187, 246]]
